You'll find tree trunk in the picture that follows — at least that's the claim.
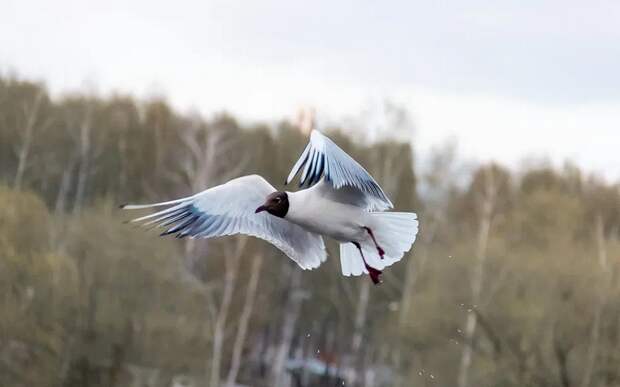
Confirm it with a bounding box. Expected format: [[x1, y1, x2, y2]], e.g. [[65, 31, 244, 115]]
[[54, 161, 74, 215], [270, 267, 304, 387], [225, 254, 264, 387], [347, 280, 370, 386], [72, 107, 93, 214], [13, 92, 44, 190], [351, 280, 370, 355], [393, 221, 435, 387], [209, 238, 246, 387], [399, 219, 436, 327], [580, 214, 609, 387], [457, 168, 496, 387]]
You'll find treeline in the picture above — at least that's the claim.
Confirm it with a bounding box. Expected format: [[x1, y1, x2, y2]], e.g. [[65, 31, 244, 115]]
[[0, 74, 619, 387]]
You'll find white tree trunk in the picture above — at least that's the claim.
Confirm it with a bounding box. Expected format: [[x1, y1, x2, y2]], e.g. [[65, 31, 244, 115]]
[[225, 254, 264, 387], [580, 214, 609, 387], [209, 238, 246, 387], [73, 106, 93, 213], [13, 92, 44, 190], [350, 280, 371, 385], [352, 280, 370, 354], [399, 219, 436, 327], [175, 124, 250, 386], [270, 268, 304, 387], [457, 168, 496, 387]]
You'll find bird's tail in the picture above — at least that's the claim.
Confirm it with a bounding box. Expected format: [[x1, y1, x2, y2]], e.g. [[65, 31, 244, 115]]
[[339, 212, 418, 278]]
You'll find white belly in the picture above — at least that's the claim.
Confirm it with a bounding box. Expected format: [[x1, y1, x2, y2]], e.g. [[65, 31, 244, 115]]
[[285, 190, 367, 242]]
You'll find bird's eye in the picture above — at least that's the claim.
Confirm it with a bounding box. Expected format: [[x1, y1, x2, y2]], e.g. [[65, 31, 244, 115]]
[[275, 197, 282, 203]]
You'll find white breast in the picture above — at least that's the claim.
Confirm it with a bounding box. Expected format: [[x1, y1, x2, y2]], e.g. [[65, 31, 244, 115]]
[[285, 187, 368, 242]]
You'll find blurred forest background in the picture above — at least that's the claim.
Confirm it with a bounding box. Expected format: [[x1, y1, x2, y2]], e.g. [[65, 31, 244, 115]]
[[1, 74, 619, 387]]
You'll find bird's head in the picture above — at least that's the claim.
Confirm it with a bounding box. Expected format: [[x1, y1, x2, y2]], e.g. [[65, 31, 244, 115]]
[[255, 191, 289, 218]]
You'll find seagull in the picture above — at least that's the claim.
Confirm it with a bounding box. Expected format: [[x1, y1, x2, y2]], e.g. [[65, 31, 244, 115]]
[[121, 130, 418, 284]]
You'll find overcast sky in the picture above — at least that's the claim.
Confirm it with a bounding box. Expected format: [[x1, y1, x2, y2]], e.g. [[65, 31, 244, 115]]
[[2, 0, 619, 180]]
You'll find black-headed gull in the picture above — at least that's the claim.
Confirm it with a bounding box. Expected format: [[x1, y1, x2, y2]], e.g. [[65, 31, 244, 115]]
[[122, 130, 418, 284]]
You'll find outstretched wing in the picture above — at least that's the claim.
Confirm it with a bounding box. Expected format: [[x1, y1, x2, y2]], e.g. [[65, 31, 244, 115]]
[[285, 130, 393, 211], [121, 175, 326, 270]]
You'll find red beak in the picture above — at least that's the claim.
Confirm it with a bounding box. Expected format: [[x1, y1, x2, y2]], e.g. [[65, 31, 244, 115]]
[[255, 205, 267, 213]]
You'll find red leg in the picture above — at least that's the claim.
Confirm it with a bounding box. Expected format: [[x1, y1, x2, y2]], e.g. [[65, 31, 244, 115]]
[[363, 227, 385, 259], [352, 242, 382, 285]]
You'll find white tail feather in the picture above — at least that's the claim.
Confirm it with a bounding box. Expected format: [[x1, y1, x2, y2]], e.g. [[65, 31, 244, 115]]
[[340, 243, 368, 276], [339, 212, 418, 276]]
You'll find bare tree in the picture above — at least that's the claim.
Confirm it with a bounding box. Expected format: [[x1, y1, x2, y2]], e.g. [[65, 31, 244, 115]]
[[169, 120, 253, 387], [349, 279, 370, 386], [225, 253, 264, 387], [262, 109, 317, 387], [209, 237, 247, 387], [176, 120, 248, 193], [175, 121, 250, 265], [72, 103, 94, 213], [351, 280, 370, 356], [54, 159, 76, 215], [13, 91, 48, 190], [399, 143, 458, 328], [270, 267, 305, 387], [580, 214, 610, 387], [457, 166, 498, 387]]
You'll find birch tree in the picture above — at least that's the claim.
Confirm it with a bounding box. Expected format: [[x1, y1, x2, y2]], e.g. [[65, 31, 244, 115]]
[[209, 237, 247, 387], [72, 102, 94, 213], [269, 267, 305, 387], [457, 165, 500, 387], [13, 91, 49, 190], [579, 214, 608, 387], [225, 253, 264, 387], [580, 180, 618, 387]]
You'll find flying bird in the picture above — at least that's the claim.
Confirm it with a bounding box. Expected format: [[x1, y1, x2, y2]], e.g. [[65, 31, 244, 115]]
[[121, 130, 418, 284]]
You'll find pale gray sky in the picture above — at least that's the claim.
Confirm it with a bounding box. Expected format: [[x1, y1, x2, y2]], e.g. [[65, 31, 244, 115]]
[[2, 0, 619, 180]]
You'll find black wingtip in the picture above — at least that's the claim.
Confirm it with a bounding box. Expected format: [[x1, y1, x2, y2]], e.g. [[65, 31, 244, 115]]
[[119, 204, 127, 209]]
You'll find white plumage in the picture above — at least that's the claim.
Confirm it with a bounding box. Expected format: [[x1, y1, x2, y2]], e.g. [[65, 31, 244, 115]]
[[286, 130, 393, 210], [122, 130, 419, 284], [123, 175, 326, 270]]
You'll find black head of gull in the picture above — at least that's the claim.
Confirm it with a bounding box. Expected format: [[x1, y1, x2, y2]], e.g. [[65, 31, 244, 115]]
[[255, 191, 289, 218]]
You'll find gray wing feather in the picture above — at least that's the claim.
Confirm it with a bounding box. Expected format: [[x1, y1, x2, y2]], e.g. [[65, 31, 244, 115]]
[[123, 175, 326, 270], [285, 130, 393, 211]]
